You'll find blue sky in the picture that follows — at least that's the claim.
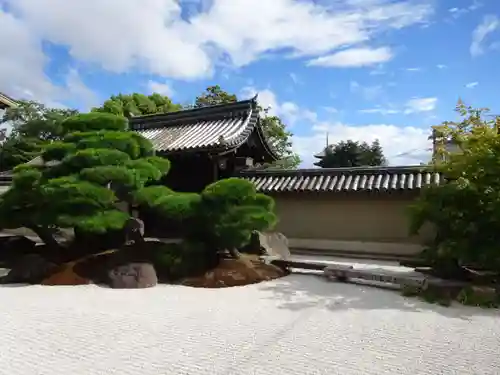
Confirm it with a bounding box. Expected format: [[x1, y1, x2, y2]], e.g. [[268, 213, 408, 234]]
[[1, 0, 499, 166]]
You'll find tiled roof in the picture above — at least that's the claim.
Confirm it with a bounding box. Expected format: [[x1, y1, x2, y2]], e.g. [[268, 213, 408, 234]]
[[129, 98, 278, 160], [239, 166, 443, 194], [0, 92, 17, 109]]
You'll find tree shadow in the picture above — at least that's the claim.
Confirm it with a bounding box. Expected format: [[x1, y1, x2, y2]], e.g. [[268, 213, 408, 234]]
[[257, 271, 498, 319]]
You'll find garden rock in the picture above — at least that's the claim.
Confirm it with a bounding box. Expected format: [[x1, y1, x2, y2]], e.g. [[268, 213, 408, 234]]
[[107, 262, 157, 288], [0, 236, 37, 265], [42, 261, 93, 286], [3, 254, 56, 284], [242, 231, 291, 259], [181, 255, 287, 288]]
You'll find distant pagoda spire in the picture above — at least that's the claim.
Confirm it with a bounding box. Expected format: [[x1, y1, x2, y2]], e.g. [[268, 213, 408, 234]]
[[313, 132, 331, 166]]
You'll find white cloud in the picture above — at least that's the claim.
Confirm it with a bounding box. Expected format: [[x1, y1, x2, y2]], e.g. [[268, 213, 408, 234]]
[[64, 69, 99, 109], [350, 81, 384, 101], [241, 87, 432, 167], [359, 107, 400, 115], [240, 86, 316, 127], [405, 67, 421, 72], [436, 64, 447, 69], [308, 47, 393, 67], [289, 73, 302, 85], [470, 15, 500, 57], [465, 81, 479, 89], [147, 80, 175, 96], [0, 9, 59, 103], [294, 123, 432, 167], [404, 97, 437, 114], [448, 1, 482, 20], [0, 9, 97, 109], [2, 0, 433, 85]]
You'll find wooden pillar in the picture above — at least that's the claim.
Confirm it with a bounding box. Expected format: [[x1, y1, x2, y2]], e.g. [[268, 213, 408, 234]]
[[211, 155, 219, 182]]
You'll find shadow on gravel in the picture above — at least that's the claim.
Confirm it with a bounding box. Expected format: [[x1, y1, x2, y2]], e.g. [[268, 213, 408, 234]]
[[257, 272, 498, 319]]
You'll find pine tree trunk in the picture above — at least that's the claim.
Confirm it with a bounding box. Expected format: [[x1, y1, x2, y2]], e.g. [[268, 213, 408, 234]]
[[29, 226, 64, 251]]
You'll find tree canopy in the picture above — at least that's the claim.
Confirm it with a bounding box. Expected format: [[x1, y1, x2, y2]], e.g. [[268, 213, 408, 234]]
[[92, 93, 182, 117], [93, 86, 301, 169], [194, 85, 238, 108], [1, 87, 301, 172], [0, 100, 78, 171], [0, 112, 173, 249], [0, 111, 277, 262], [194, 86, 300, 169], [315, 139, 387, 168], [409, 101, 500, 271]]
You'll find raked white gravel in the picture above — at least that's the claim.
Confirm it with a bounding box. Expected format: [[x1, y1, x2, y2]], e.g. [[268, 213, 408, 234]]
[[0, 272, 499, 375]]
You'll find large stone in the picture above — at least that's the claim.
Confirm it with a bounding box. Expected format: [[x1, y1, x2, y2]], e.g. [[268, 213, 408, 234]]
[[181, 255, 287, 288], [107, 262, 157, 289], [0, 236, 37, 265], [2, 254, 56, 284], [243, 231, 291, 259]]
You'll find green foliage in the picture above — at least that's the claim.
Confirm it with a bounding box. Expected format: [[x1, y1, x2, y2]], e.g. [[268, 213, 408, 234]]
[[456, 286, 499, 308], [0, 112, 174, 248], [0, 167, 45, 230], [93, 87, 300, 168], [0, 100, 78, 171], [134, 185, 175, 206], [80, 166, 136, 188], [42, 142, 77, 161], [1, 100, 78, 140], [194, 178, 277, 251], [92, 93, 182, 117], [316, 139, 387, 168], [154, 193, 201, 222], [258, 114, 301, 169], [135, 186, 199, 221], [194, 85, 238, 108], [150, 241, 211, 281], [71, 131, 142, 158], [194, 86, 300, 168], [141, 156, 171, 175], [0, 136, 41, 171], [409, 101, 500, 271], [139, 178, 277, 254], [62, 113, 127, 133]]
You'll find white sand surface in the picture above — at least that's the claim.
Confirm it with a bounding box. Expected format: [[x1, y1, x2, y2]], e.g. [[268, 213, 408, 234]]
[[1, 274, 499, 375]]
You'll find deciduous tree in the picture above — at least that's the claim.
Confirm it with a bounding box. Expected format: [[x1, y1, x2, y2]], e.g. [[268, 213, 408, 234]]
[[315, 139, 387, 168], [409, 102, 500, 271], [0, 100, 78, 171]]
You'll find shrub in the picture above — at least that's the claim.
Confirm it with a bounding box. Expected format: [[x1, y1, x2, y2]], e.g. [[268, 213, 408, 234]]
[[149, 241, 212, 281], [191, 178, 277, 257], [0, 113, 177, 253], [409, 102, 500, 272]]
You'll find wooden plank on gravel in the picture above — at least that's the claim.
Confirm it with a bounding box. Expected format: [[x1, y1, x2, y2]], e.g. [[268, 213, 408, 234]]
[[324, 265, 427, 288], [270, 259, 327, 271]]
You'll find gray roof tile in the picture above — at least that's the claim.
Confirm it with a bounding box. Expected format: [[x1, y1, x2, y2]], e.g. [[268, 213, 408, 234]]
[[129, 98, 277, 159], [239, 166, 443, 193]]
